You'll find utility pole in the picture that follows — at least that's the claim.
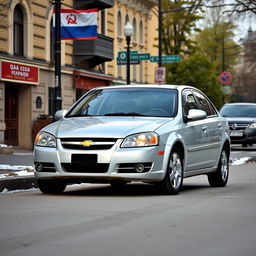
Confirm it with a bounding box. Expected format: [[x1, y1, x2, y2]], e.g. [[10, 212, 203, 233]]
[[158, 0, 162, 67], [53, 0, 62, 117]]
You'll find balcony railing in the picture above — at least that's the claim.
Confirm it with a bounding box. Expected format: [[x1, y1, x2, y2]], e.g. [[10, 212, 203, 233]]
[[73, 34, 114, 68]]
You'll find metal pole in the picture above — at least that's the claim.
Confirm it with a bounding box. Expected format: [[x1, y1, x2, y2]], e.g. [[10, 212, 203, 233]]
[[54, 0, 62, 117], [126, 36, 131, 85], [158, 0, 162, 67], [221, 37, 225, 72]]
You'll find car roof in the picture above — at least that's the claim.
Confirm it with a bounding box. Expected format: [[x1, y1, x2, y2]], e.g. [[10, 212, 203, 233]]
[[92, 84, 194, 91]]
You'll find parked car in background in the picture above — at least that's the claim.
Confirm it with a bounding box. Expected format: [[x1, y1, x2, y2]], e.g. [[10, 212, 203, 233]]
[[220, 103, 256, 147], [34, 85, 230, 195]]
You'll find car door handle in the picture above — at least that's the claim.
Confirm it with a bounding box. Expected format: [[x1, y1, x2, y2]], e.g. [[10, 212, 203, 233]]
[[202, 125, 207, 132], [217, 123, 222, 129]]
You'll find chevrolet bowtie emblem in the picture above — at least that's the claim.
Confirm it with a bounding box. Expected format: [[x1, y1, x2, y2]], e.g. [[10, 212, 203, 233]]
[[80, 140, 94, 147]]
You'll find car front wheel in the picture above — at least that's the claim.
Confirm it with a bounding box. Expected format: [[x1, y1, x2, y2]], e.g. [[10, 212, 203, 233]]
[[159, 148, 183, 195], [208, 149, 229, 187], [37, 179, 67, 194]]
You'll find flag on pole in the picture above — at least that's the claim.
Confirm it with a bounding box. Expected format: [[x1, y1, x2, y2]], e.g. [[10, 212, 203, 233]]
[[53, 8, 98, 40]]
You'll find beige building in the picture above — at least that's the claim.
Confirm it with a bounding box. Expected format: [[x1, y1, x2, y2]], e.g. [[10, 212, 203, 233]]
[[0, 0, 158, 149]]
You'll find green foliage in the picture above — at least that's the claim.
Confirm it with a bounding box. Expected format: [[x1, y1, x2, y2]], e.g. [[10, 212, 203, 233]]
[[166, 53, 225, 108], [162, 0, 205, 55], [195, 21, 240, 73]]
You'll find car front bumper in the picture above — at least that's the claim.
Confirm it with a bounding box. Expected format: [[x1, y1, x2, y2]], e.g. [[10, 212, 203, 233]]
[[34, 139, 167, 183], [230, 128, 256, 144]]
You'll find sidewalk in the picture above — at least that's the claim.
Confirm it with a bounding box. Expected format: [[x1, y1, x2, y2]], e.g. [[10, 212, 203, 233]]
[[0, 148, 37, 193]]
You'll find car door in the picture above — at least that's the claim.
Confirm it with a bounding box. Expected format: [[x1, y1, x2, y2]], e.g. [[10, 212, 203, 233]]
[[181, 90, 209, 172], [193, 90, 222, 168]]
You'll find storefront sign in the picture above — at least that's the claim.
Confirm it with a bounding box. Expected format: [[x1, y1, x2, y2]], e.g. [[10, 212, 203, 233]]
[[0, 60, 39, 85]]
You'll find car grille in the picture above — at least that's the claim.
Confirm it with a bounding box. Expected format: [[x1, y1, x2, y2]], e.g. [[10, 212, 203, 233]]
[[62, 163, 109, 173], [229, 123, 248, 130], [117, 163, 153, 173], [60, 138, 117, 150]]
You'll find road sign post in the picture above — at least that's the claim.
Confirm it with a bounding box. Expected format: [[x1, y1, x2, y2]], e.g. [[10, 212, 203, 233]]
[[155, 67, 166, 84]]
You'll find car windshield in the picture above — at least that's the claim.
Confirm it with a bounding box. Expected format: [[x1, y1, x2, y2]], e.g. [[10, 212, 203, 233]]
[[220, 104, 256, 117], [66, 88, 178, 118]]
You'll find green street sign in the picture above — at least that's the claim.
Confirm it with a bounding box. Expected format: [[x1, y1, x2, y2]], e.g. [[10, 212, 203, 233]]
[[117, 51, 138, 59], [150, 55, 181, 63], [117, 52, 150, 61]]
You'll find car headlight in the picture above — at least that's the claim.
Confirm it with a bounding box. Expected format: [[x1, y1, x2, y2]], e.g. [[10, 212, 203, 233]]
[[121, 132, 159, 148], [35, 132, 56, 147], [249, 122, 256, 128]]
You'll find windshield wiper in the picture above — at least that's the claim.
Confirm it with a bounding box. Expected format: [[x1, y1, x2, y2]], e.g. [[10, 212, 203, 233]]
[[104, 112, 145, 116]]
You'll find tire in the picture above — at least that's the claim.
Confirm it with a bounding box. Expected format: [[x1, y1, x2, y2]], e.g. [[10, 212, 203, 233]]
[[159, 148, 183, 195], [37, 179, 66, 194], [208, 149, 229, 187]]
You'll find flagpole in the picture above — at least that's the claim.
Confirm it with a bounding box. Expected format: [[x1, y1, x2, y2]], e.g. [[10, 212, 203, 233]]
[[53, 0, 62, 118]]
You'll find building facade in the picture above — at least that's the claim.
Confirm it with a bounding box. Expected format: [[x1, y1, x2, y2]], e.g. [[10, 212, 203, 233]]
[[0, 0, 158, 149]]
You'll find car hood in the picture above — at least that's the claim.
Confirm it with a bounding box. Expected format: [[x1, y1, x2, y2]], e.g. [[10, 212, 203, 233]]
[[42, 116, 172, 138], [224, 117, 256, 124]]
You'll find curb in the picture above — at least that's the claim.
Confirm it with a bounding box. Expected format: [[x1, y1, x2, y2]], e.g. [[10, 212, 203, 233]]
[[0, 176, 38, 193]]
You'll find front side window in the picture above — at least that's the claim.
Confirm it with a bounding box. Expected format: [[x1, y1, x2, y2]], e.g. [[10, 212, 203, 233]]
[[182, 91, 198, 115], [67, 88, 178, 118], [13, 5, 24, 56], [193, 91, 216, 116]]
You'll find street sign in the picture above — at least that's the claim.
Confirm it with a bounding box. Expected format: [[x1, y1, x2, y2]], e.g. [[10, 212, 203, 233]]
[[116, 59, 140, 65], [155, 67, 166, 84], [150, 55, 181, 63], [219, 71, 232, 85], [117, 51, 138, 59], [117, 52, 150, 61]]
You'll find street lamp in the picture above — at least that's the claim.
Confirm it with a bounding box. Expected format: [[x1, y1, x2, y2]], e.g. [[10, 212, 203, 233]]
[[124, 22, 133, 85]]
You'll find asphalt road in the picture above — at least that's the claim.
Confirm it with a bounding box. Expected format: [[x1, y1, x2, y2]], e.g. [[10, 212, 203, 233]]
[[0, 162, 256, 256]]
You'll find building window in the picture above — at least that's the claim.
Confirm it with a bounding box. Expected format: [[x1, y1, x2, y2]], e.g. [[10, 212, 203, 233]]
[[101, 10, 106, 35], [13, 5, 24, 56], [117, 11, 122, 37], [133, 18, 137, 42], [50, 18, 55, 63], [125, 14, 129, 25], [139, 20, 144, 45]]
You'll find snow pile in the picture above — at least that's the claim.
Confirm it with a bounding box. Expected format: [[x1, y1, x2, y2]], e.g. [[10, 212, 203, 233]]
[[0, 166, 34, 179], [230, 157, 250, 166]]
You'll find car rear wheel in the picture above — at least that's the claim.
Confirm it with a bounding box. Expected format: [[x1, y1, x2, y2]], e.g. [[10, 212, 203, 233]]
[[37, 179, 67, 194], [208, 149, 229, 187], [159, 148, 183, 195]]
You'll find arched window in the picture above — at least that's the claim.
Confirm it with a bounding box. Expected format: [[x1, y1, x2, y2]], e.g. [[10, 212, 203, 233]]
[[139, 20, 144, 45], [50, 18, 55, 62], [13, 5, 24, 56], [117, 11, 122, 37], [132, 18, 137, 42], [125, 14, 129, 26]]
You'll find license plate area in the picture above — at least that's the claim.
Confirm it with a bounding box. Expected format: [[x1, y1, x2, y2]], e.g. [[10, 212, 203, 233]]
[[230, 131, 243, 137], [72, 154, 98, 165]]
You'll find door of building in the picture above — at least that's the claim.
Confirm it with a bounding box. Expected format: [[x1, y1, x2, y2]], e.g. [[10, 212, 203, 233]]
[[4, 84, 19, 146]]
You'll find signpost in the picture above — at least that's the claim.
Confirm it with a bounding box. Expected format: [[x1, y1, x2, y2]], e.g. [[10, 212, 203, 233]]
[[219, 71, 232, 85], [150, 55, 181, 63]]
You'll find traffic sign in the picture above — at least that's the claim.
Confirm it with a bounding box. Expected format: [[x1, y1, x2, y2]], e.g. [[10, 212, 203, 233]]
[[219, 72, 232, 85], [117, 52, 150, 61], [150, 55, 181, 63], [155, 67, 166, 84]]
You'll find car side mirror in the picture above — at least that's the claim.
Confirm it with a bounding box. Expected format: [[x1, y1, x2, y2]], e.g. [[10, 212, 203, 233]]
[[185, 109, 207, 122], [54, 110, 68, 121]]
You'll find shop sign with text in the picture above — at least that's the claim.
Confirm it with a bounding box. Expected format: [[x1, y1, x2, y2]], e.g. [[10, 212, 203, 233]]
[[0, 60, 39, 85]]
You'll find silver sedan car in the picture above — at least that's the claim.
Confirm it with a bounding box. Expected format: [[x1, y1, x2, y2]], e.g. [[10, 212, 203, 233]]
[[34, 85, 230, 195]]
